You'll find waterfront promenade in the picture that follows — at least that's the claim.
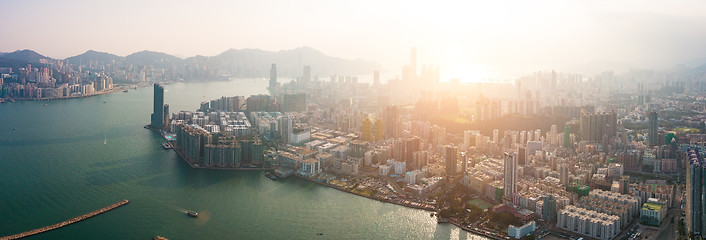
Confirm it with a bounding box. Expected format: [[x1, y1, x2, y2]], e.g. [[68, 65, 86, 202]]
[[3, 87, 124, 102], [0, 199, 130, 240]]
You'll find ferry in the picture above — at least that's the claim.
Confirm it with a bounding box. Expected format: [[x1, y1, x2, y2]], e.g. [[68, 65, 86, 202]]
[[187, 210, 198, 217]]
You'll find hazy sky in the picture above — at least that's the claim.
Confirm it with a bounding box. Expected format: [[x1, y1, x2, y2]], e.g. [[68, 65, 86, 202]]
[[2, 0, 706, 79]]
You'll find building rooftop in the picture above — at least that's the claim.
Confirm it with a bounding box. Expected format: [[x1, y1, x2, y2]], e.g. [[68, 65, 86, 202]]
[[641, 202, 663, 211]]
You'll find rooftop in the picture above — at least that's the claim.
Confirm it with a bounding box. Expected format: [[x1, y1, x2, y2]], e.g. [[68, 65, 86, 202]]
[[641, 202, 663, 211]]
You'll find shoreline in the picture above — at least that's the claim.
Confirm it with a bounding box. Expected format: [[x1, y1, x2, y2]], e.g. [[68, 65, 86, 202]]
[[3, 87, 124, 102], [294, 174, 506, 239], [153, 128, 504, 239]]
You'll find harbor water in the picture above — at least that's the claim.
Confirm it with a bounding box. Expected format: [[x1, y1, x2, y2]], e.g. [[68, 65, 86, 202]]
[[0, 79, 486, 240]]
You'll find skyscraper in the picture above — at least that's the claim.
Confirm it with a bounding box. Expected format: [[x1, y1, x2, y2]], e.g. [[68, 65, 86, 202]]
[[543, 194, 557, 224], [383, 106, 400, 139], [361, 117, 373, 142], [686, 148, 706, 236], [150, 83, 164, 129], [269, 63, 277, 93], [648, 111, 658, 146], [504, 152, 517, 198], [410, 47, 417, 77], [445, 145, 457, 176], [563, 125, 571, 148], [302, 65, 311, 85], [579, 111, 617, 142]]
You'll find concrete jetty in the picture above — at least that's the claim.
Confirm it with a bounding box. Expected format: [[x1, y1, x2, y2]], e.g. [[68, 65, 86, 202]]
[[0, 199, 130, 240]]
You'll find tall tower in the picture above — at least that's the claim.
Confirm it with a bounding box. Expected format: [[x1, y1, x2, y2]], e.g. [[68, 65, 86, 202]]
[[410, 47, 417, 77], [383, 106, 400, 139], [543, 195, 557, 224], [686, 148, 705, 236], [648, 111, 658, 146], [445, 145, 457, 177], [373, 118, 383, 142], [504, 152, 517, 199], [563, 125, 571, 148], [362, 117, 373, 142], [269, 64, 277, 93], [302, 65, 311, 85], [150, 83, 165, 129]]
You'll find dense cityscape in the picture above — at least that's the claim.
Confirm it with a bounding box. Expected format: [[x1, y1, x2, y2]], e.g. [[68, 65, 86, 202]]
[[3, 1, 706, 240], [127, 47, 706, 240]]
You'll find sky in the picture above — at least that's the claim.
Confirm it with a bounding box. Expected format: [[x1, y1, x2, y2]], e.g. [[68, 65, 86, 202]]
[[2, 0, 706, 80]]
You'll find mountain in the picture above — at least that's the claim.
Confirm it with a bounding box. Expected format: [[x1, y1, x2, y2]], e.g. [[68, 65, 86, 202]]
[[65, 50, 124, 66], [0, 47, 380, 78], [188, 46, 380, 77], [0, 49, 53, 68], [125, 50, 183, 68], [0, 49, 51, 64]]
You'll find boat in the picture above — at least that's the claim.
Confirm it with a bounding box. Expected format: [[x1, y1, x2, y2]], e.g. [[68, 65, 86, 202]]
[[265, 171, 279, 181], [43, 104, 47, 106], [162, 143, 172, 149], [103, 101, 107, 103], [123, 89, 128, 93], [187, 210, 199, 217], [13, 127, 16, 131]]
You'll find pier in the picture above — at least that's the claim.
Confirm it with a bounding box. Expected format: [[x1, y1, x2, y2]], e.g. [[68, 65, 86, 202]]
[[0, 199, 130, 240]]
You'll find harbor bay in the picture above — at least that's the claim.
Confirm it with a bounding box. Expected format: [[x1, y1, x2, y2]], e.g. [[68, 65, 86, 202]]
[[0, 79, 485, 240]]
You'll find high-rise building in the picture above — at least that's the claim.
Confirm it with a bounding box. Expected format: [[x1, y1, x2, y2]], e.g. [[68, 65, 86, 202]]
[[150, 83, 165, 129], [383, 106, 400, 139], [543, 195, 557, 223], [648, 111, 658, 146], [686, 148, 706, 236], [579, 111, 617, 142], [373, 118, 383, 142], [410, 47, 417, 77], [269, 64, 277, 93], [373, 71, 380, 85], [504, 152, 517, 198], [362, 117, 373, 142], [560, 164, 569, 186], [302, 65, 311, 85], [406, 137, 420, 170], [445, 145, 457, 177], [563, 125, 571, 148]]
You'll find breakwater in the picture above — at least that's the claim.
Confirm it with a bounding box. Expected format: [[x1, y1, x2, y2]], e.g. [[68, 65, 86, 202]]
[[0, 199, 130, 240]]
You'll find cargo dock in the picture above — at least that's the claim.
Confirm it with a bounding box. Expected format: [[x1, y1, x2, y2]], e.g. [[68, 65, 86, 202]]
[[0, 199, 130, 240]]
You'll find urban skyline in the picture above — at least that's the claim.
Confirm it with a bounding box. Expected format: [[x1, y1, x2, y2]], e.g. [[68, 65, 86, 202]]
[[3, 1, 706, 240]]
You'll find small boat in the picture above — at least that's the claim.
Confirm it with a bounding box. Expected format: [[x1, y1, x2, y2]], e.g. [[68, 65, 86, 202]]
[[265, 172, 279, 181], [317, 233, 323, 236], [123, 89, 129, 93], [103, 101, 107, 103], [187, 210, 199, 217], [13, 127, 16, 131], [43, 104, 47, 106], [162, 143, 172, 149]]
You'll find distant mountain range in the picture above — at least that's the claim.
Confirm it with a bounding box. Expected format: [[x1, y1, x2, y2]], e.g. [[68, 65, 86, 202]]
[[0, 47, 381, 77]]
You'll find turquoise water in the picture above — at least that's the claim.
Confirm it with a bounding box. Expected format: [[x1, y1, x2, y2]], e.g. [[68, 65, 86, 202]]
[[0, 79, 486, 239]]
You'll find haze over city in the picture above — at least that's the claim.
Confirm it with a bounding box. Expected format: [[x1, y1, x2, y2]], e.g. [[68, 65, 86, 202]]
[[4, 1, 706, 240], [3, 0, 706, 79]]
